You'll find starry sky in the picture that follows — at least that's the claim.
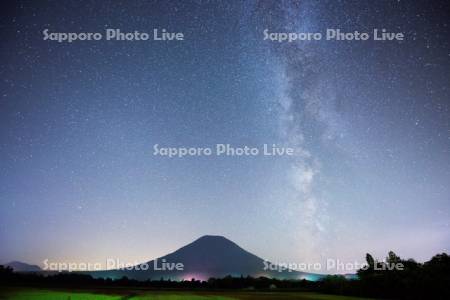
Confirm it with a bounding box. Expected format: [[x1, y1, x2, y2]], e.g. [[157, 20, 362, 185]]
[[0, 0, 449, 273]]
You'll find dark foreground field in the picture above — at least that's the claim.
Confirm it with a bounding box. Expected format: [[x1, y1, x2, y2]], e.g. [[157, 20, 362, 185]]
[[0, 288, 375, 300]]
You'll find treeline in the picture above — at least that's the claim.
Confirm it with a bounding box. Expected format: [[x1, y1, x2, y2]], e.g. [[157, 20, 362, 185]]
[[1, 251, 449, 299], [1, 267, 202, 289], [320, 251, 450, 299], [0, 266, 314, 290]]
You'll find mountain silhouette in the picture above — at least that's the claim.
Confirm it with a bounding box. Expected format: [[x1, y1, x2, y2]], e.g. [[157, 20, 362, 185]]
[[5, 261, 41, 272], [90, 235, 323, 281]]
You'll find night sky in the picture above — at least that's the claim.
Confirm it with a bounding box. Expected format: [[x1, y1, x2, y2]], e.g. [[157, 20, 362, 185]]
[[1, 0, 449, 273]]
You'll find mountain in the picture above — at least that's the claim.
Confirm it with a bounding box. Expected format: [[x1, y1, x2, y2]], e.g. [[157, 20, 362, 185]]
[[90, 235, 323, 281], [5, 261, 41, 272]]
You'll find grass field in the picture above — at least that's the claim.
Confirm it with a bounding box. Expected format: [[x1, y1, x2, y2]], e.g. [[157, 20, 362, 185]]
[[0, 288, 375, 300]]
